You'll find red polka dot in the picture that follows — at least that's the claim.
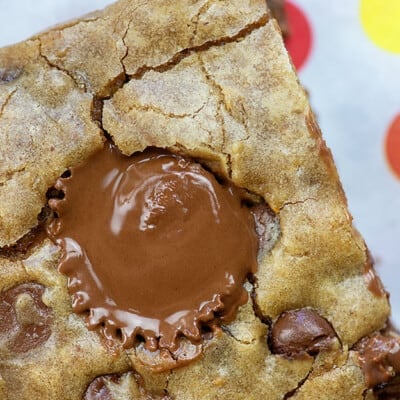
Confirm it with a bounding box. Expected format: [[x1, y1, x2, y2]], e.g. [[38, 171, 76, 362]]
[[284, 1, 313, 71], [385, 114, 400, 179]]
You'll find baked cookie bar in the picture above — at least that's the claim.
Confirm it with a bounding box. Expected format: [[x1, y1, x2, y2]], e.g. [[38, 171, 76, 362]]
[[0, 1, 399, 399]]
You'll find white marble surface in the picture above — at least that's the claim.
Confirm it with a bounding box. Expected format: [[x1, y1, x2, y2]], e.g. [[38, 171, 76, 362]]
[[1, 0, 399, 326]]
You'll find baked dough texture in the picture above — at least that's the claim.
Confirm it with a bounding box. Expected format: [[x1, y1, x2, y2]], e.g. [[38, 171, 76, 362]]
[[0, 1, 393, 399]]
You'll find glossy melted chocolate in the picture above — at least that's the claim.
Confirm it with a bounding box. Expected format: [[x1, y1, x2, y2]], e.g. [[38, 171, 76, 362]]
[[355, 334, 400, 388], [269, 308, 337, 357], [47, 144, 258, 351]]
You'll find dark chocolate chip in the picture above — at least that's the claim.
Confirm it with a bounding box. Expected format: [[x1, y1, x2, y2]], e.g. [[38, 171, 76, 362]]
[[0, 283, 53, 353], [269, 308, 337, 357], [374, 377, 400, 400], [0, 227, 42, 259], [84, 375, 120, 400], [0, 67, 23, 83], [355, 335, 400, 388]]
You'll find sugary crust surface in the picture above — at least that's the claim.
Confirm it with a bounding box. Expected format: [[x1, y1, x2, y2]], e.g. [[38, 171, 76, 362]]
[[0, 40, 103, 247], [0, 0, 391, 399], [290, 352, 367, 400], [0, 241, 130, 399]]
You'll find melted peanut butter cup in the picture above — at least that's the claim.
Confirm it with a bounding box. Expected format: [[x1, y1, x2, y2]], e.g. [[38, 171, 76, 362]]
[[47, 143, 259, 351]]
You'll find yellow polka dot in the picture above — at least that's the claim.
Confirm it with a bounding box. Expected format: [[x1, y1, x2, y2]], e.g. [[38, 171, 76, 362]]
[[360, 0, 400, 53]]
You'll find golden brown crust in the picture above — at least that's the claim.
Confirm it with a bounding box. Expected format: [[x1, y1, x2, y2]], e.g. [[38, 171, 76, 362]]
[[0, 241, 130, 400], [0, 0, 392, 398], [0, 40, 103, 247], [290, 353, 367, 399]]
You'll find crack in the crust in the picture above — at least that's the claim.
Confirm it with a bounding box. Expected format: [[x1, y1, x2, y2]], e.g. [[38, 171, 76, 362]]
[[134, 365, 172, 400], [194, 39, 253, 172], [170, 139, 231, 179], [279, 197, 318, 212], [38, 38, 86, 92], [108, 6, 268, 181], [283, 364, 314, 399], [221, 325, 257, 346], [284, 343, 351, 399], [189, 0, 211, 47], [120, 21, 131, 76], [118, 3, 148, 75], [164, 369, 173, 398], [195, 54, 235, 177], [0, 205, 51, 260], [362, 389, 369, 399], [197, 55, 228, 142], [0, 165, 25, 187], [221, 325, 243, 344], [198, 54, 252, 146], [125, 100, 207, 120], [238, 102, 251, 142], [77, 11, 268, 186], [248, 274, 273, 329], [127, 14, 268, 80], [0, 88, 17, 120]]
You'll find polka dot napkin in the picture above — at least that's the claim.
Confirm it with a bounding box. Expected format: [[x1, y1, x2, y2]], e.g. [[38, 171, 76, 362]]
[[0, 0, 399, 325]]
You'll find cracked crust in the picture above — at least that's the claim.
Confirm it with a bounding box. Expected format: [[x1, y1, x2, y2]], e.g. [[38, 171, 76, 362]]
[[0, 0, 392, 399], [0, 241, 130, 399]]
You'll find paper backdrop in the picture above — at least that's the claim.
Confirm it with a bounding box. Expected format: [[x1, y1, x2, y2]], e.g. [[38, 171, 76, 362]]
[[0, 0, 399, 326]]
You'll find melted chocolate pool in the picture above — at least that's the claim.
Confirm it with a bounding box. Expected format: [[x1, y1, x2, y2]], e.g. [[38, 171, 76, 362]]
[[47, 144, 259, 351]]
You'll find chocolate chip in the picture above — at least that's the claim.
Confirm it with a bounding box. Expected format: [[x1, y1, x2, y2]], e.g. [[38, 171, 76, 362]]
[[0, 227, 42, 259], [0, 206, 51, 260], [269, 308, 337, 357], [84, 375, 120, 400], [355, 335, 400, 388], [0, 283, 53, 353], [374, 377, 400, 400], [0, 67, 23, 83]]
